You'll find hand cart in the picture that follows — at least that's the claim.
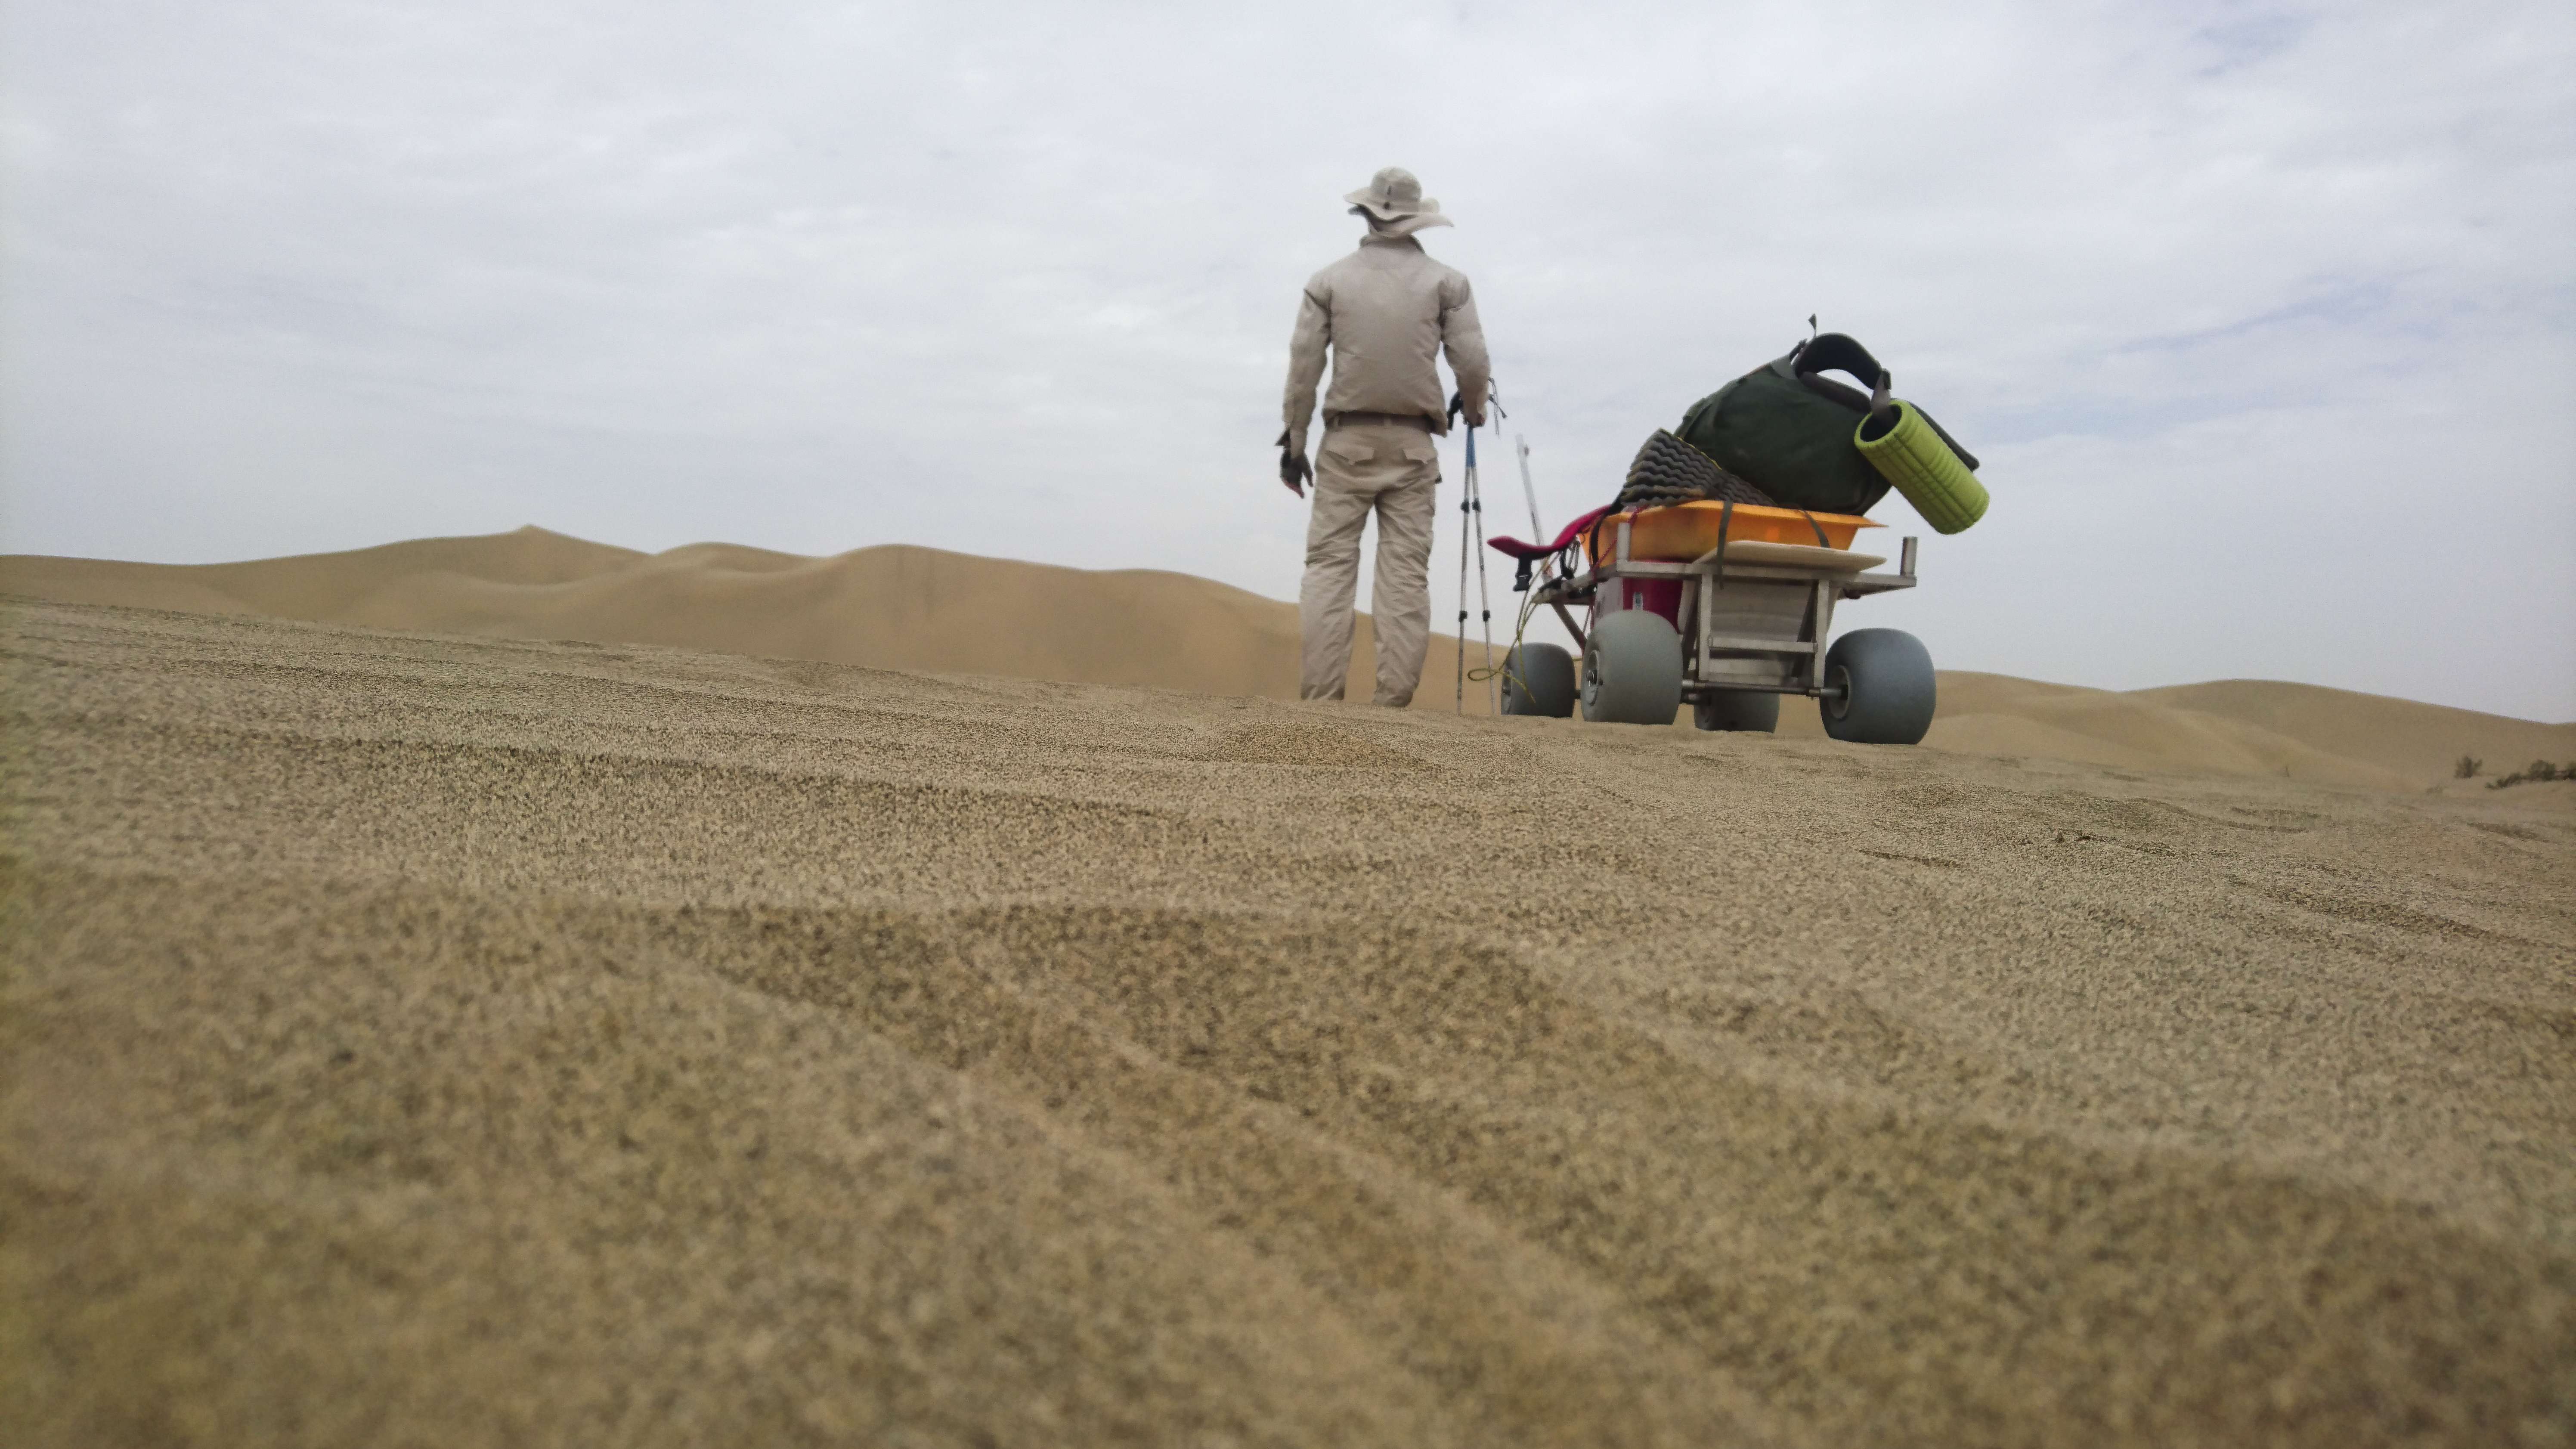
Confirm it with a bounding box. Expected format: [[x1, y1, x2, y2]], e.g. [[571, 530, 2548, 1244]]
[[1486, 502, 1938, 743]]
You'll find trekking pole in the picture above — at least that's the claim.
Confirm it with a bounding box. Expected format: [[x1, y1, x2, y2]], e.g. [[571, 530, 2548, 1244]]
[[1470, 390, 1510, 713], [1451, 387, 1505, 713], [1455, 422, 1474, 712], [1468, 429, 1496, 714], [1515, 434, 1545, 544]]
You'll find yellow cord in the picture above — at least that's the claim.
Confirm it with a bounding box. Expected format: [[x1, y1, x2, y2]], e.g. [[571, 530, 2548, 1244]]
[[1466, 579, 1552, 693]]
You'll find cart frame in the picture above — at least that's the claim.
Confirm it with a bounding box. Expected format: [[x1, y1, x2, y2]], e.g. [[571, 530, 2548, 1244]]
[[1531, 514, 1920, 704]]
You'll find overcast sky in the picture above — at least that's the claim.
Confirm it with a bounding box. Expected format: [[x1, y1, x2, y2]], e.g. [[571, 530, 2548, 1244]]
[[5, 0, 2571, 719]]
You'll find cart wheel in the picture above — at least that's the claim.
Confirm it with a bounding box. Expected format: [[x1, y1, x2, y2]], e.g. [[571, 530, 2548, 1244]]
[[1501, 643, 1576, 718], [1820, 628, 1936, 745], [1694, 689, 1780, 733], [1581, 610, 1684, 724]]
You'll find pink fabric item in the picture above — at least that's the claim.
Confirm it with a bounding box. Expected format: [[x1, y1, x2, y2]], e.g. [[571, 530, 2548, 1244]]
[[1486, 504, 1615, 562]]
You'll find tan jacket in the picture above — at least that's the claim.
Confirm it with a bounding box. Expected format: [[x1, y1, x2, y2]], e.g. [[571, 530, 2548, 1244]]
[[1282, 233, 1491, 456]]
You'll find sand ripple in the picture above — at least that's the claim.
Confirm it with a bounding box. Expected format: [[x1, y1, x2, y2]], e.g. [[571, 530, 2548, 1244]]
[[6, 600, 2571, 1446]]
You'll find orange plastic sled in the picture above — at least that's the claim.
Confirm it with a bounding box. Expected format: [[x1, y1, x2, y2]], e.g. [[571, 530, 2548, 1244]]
[[1585, 502, 1880, 568]]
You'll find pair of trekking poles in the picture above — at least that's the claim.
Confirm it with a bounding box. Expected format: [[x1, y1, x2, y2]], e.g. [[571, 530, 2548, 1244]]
[[1451, 387, 1549, 713]]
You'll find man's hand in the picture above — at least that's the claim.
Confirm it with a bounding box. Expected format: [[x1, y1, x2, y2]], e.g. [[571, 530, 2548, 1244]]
[[1276, 430, 1312, 498], [1445, 391, 1487, 430]]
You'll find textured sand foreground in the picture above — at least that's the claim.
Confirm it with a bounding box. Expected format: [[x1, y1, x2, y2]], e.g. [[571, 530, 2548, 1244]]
[[4, 598, 2572, 1448]]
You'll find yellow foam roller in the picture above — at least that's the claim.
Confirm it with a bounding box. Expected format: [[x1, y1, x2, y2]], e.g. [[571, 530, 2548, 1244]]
[[1855, 401, 1988, 535]]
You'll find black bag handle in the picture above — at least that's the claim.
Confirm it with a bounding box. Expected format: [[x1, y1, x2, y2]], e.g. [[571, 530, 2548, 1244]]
[[1789, 332, 1893, 421]]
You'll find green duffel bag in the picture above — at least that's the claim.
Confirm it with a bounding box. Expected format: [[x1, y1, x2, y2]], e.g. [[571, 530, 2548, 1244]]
[[1675, 332, 1980, 517]]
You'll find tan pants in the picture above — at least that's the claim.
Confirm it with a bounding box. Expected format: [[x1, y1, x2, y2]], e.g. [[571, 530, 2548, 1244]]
[[1299, 421, 1440, 706]]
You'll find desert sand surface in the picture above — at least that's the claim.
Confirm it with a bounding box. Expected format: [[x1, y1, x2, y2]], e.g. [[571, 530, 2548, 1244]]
[[8, 527, 2570, 796], [4, 594, 2570, 1447]]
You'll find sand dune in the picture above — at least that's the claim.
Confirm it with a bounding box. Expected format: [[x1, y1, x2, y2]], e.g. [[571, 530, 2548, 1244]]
[[0, 525, 1348, 703], [5, 597, 2569, 1447], [5, 526, 2569, 794], [2136, 678, 2576, 783]]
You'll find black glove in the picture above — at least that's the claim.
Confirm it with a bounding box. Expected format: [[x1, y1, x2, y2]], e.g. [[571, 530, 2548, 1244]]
[[1275, 429, 1313, 497]]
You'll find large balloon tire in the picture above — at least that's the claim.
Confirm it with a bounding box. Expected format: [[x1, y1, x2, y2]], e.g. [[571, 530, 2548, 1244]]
[[1694, 689, 1781, 733], [1501, 643, 1577, 719], [1581, 610, 1684, 725], [1820, 628, 1936, 745]]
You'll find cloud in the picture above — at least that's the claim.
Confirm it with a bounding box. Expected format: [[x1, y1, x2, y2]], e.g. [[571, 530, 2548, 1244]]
[[4, 0, 2571, 717]]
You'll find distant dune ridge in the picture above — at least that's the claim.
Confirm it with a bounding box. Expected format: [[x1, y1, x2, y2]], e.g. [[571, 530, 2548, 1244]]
[[4, 524, 2568, 793]]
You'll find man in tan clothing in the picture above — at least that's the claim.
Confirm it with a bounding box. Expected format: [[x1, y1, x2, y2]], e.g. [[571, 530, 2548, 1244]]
[[1279, 166, 1491, 706]]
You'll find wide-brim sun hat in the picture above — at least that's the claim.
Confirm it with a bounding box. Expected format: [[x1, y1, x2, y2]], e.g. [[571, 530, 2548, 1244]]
[[1345, 166, 1451, 228]]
